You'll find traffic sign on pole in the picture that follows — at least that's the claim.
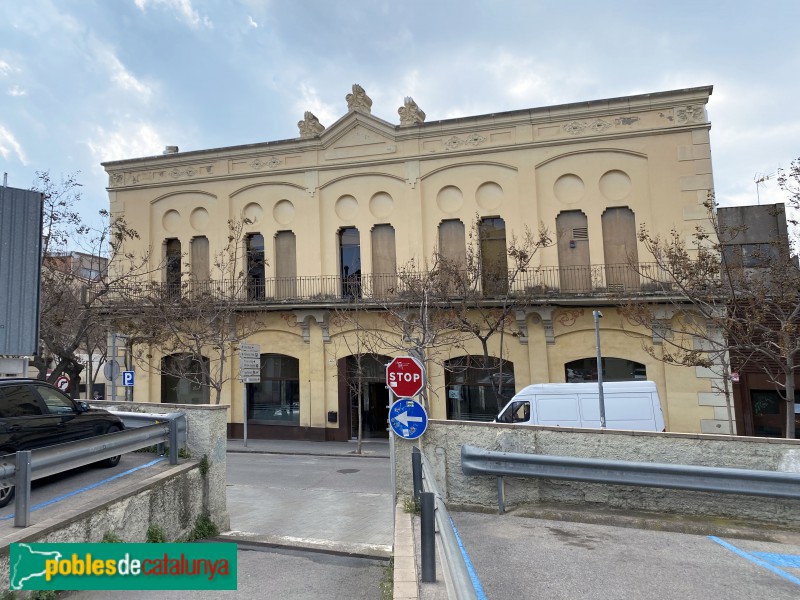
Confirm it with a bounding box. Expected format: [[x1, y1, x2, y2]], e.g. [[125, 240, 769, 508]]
[[121, 371, 135, 387], [55, 375, 70, 393], [389, 398, 428, 440], [386, 356, 425, 398]]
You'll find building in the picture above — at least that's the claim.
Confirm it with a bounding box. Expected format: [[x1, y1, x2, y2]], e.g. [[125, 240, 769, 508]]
[[102, 84, 723, 440], [718, 203, 800, 438]]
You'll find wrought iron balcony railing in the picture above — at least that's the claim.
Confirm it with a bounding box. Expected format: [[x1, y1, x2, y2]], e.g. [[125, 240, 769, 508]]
[[100, 263, 676, 307]]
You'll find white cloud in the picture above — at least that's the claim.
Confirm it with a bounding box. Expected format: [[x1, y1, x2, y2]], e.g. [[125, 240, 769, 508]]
[[133, 0, 212, 29], [97, 48, 153, 101], [86, 122, 165, 162], [0, 60, 14, 76], [0, 124, 28, 164], [248, 16, 258, 28], [294, 83, 338, 128], [7, 85, 26, 97]]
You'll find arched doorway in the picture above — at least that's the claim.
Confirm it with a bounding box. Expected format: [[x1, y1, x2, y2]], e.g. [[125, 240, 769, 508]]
[[338, 354, 392, 439]]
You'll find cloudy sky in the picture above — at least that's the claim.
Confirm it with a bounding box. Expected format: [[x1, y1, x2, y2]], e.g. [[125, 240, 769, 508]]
[[1, 0, 798, 229]]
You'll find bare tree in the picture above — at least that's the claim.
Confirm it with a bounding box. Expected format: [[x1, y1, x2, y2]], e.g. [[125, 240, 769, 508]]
[[334, 218, 553, 417], [31, 172, 150, 397], [120, 219, 266, 405], [627, 169, 800, 438]]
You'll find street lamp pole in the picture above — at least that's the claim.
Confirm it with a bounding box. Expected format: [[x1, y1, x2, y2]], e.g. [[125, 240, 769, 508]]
[[593, 310, 606, 428]]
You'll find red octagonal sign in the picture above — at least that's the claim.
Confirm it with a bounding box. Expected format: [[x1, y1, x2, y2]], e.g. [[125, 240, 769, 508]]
[[386, 356, 425, 398]]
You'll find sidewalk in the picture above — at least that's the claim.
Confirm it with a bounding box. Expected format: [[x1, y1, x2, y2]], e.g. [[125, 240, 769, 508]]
[[226, 437, 391, 458]]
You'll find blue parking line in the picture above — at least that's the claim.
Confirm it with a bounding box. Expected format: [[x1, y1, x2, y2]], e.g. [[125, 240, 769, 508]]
[[448, 515, 488, 600], [709, 536, 800, 586], [1, 457, 165, 521]]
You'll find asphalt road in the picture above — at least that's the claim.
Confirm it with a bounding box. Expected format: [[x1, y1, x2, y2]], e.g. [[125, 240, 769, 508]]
[[451, 511, 800, 600], [223, 451, 394, 555]]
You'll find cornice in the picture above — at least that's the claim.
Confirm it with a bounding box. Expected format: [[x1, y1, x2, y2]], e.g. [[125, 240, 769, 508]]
[[105, 122, 710, 193], [103, 86, 712, 178]]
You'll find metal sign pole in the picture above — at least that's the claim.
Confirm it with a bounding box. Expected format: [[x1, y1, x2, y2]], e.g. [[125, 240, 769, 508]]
[[243, 382, 248, 448], [110, 333, 117, 402]]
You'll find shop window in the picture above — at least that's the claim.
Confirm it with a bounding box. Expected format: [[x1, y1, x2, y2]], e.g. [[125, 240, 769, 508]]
[[564, 357, 646, 382], [161, 353, 210, 404], [248, 354, 300, 425], [445, 356, 515, 421]]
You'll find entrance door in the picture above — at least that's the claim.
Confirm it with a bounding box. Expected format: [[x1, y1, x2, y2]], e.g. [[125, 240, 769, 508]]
[[350, 382, 390, 439]]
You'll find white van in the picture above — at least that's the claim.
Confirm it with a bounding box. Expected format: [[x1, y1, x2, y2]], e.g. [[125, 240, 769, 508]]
[[495, 381, 665, 432]]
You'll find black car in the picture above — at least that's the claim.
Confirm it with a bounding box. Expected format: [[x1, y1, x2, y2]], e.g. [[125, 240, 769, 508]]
[[0, 378, 125, 507]]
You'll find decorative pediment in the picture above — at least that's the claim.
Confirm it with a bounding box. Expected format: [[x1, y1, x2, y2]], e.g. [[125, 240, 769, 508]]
[[320, 114, 398, 161]]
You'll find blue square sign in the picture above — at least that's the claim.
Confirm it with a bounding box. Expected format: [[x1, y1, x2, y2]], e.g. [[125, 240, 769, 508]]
[[121, 371, 135, 387]]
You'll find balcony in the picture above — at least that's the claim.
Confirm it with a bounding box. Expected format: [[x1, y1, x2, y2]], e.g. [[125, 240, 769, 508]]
[[100, 263, 676, 309]]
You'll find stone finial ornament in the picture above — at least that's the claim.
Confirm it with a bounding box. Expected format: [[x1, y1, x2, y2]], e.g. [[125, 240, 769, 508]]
[[346, 84, 373, 114], [398, 96, 426, 126], [298, 111, 325, 138]]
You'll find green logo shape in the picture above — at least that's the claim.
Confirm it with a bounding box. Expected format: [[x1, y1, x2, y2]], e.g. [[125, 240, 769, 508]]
[[10, 543, 237, 590]]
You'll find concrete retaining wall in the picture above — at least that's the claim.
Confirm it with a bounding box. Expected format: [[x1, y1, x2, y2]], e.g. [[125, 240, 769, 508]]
[[394, 421, 800, 526], [92, 400, 229, 531]]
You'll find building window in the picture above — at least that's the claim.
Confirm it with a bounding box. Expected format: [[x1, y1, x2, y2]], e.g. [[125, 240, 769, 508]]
[[165, 238, 182, 299], [601, 207, 640, 291], [445, 356, 515, 421], [246, 233, 266, 300], [371, 224, 396, 298], [438, 219, 466, 269], [339, 227, 361, 298], [564, 357, 646, 382], [556, 211, 591, 292], [275, 231, 297, 299], [479, 217, 508, 295], [161, 353, 210, 404], [191, 236, 210, 296], [248, 354, 300, 425]]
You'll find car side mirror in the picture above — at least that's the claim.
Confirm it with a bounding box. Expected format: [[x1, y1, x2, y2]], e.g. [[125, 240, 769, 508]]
[[76, 401, 90, 413]]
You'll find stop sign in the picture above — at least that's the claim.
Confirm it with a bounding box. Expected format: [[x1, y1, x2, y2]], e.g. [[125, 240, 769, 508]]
[[386, 356, 425, 397]]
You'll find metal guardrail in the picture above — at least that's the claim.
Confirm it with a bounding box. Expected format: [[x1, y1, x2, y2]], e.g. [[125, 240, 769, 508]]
[[0, 412, 186, 527], [460, 444, 800, 514], [413, 448, 480, 600]]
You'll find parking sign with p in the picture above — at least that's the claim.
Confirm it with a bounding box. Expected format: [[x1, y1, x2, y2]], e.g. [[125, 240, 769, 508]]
[[121, 371, 135, 387]]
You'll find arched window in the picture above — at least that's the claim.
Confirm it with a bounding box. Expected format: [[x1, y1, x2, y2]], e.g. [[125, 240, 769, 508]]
[[161, 353, 209, 404], [247, 354, 300, 425], [275, 231, 297, 299], [445, 356, 515, 421], [371, 225, 396, 298], [565, 357, 646, 382], [479, 217, 508, 295], [602, 207, 640, 291], [165, 238, 182, 299], [556, 211, 590, 292], [246, 233, 266, 300], [339, 227, 361, 298]]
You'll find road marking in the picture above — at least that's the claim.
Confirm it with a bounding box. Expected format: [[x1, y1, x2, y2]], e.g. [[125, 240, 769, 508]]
[[1, 458, 165, 521], [449, 515, 488, 600], [709, 536, 800, 586]]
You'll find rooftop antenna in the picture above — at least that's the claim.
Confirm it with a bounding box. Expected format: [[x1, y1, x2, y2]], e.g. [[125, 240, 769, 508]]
[[2, 172, 6, 187], [754, 172, 775, 206]]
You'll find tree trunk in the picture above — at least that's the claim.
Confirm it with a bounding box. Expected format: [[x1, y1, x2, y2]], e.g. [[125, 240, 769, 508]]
[[786, 355, 796, 439]]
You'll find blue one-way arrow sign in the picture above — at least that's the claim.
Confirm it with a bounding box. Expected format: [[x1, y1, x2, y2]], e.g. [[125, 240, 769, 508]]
[[389, 398, 428, 440]]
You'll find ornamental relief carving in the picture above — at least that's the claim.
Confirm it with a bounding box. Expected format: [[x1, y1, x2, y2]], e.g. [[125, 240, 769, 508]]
[[109, 172, 124, 186], [556, 308, 584, 327], [280, 313, 299, 328], [674, 104, 705, 125], [250, 156, 282, 170], [563, 119, 612, 136], [444, 132, 486, 150], [398, 96, 426, 126]]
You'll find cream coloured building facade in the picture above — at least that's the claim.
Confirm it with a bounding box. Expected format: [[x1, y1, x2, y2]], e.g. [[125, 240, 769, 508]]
[[103, 84, 726, 441]]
